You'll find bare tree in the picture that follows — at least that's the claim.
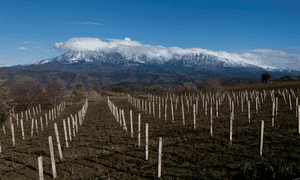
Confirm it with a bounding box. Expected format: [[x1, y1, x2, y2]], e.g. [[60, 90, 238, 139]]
[[0, 79, 16, 124], [92, 83, 102, 94], [45, 80, 64, 107], [9, 82, 43, 110], [200, 78, 223, 94], [72, 84, 85, 103]]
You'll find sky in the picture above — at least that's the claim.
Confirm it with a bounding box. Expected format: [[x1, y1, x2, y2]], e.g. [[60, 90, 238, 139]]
[[1, 0, 300, 70]]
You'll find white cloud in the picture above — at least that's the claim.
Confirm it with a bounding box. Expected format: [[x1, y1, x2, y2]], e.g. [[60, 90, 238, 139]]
[[17, 47, 28, 51], [54, 37, 300, 71]]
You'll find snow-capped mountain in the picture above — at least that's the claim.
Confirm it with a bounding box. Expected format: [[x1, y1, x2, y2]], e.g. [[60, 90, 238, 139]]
[[36, 50, 269, 70]]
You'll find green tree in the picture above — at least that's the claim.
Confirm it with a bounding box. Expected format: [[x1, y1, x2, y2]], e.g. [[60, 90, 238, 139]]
[[261, 71, 271, 83]]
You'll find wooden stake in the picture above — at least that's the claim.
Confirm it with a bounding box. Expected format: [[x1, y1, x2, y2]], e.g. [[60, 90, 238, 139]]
[[182, 101, 185, 125], [75, 114, 78, 133], [122, 109, 127, 132], [67, 117, 72, 142], [205, 100, 207, 116], [138, 113, 141, 147], [171, 98, 174, 123], [193, 104, 196, 130], [210, 107, 213, 137], [159, 98, 161, 119], [153, 101, 155, 117], [272, 102, 275, 127], [35, 119, 38, 134], [289, 94, 292, 110], [158, 137, 162, 178], [216, 100, 218, 117], [11, 123, 15, 146], [298, 105, 300, 134], [38, 156, 44, 180], [31, 118, 34, 137], [165, 102, 167, 121], [71, 115, 75, 137], [40, 117, 43, 132], [21, 119, 24, 140], [145, 123, 149, 160], [248, 101, 251, 122], [230, 112, 233, 144], [260, 121, 264, 156], [276, 97, 278, 116], [63, 119, 69, 148], [54, 123, 63, 161], [130, 110, 133, 138], [48, 136, 57, 178]]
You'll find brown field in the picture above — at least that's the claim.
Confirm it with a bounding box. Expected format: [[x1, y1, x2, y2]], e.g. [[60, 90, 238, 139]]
[[0, 82, 300, 179]]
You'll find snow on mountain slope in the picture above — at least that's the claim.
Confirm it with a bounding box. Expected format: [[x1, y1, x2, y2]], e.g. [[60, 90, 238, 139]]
[[37, 49, 272, 71]]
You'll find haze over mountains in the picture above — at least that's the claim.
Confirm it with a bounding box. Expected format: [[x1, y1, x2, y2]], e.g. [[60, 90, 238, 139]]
[[2, 37, 300, 89]]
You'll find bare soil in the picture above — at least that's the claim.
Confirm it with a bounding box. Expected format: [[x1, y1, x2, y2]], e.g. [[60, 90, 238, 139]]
[[0, 84, 300, 179]]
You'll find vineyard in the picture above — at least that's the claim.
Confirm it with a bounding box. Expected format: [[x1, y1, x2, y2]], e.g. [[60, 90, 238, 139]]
[[0, 83, 300, 179]]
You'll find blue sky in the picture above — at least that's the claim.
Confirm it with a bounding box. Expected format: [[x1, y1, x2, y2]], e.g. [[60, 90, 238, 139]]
[[1, 0, 300, 70]]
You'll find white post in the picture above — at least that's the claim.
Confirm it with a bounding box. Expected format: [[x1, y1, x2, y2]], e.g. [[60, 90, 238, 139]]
[[230, 112, 233, 144], [75, 114, 78, 133], [16, 113, 18, 126], [138, 113, 141, 147], [38, 156, 44, 180], [11, 123, 15, 146], [298, 105, 300, 134], [48, 136, 57, 178], [296, 97, 298, 117], [26, 110, 28, 121], [289, 94, 292, 110], [45, 113, 48, 127], [149, 101, 151, 115], [276, 97, 278, 115], [153, 101, 155, 116], [260, 120, 264, 156], [248, 101, 251, 122], [54, 123, 63, 161], [272, 102, 275, 127], [40, 117, 43, 132], [216, 100, 218, 117], [182, 101, 185, 125], [205, 100, 207, 116], [21, 119, 25, 140], [165, 102, 167, 121], [158, 137, 162, 178], [193, 104, 196, 130], [171, 98, 174, 123], [122, 109, 127, 132], [35, 119, 38, 134], [145, 123, 149, 161], [63, 119, 69, 148], [31, 118, 34, 137], [210, 107, 213, 136], [159, 97, 161, 119], [130, 110, 133, 138], [67, 117, 72, 142]]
